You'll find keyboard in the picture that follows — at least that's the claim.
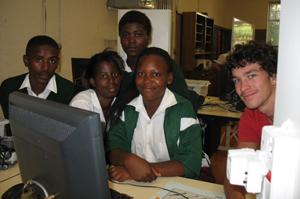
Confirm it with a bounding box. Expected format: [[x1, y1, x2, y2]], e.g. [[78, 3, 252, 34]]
[[110, 188, 133, 199]]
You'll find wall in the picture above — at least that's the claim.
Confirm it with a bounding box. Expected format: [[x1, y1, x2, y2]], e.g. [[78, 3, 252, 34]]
[[0, 0, 117, 84], [0, 0, 118, 117], [0, 0, 275, 118], [223, 0, 269, 29], [176, 0, 270, 29]]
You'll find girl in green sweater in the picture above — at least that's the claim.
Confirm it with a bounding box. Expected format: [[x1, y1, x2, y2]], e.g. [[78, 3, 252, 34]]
[[106, 47, 202, 182]]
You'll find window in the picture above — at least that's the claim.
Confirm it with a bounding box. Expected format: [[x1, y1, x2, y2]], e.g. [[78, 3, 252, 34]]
[[231, 18, 255, 48], [268, 2, 281, 46]]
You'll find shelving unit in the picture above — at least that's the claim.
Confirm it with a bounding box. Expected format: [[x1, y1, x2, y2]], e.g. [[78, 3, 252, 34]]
[[181, 12, 214, 71], [213, 25, 231, 60], [181, 12, 218, 96]]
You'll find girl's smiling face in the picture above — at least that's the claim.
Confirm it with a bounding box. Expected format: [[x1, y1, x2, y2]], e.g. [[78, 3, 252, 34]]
[[135, 55, 173, 106]]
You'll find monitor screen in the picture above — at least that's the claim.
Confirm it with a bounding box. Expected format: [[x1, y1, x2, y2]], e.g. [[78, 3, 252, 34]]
[[9, 92, 110, 198], [71, 58, 90, 92]]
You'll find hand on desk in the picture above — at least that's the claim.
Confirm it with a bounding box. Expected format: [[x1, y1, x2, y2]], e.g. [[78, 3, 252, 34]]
[[108, 166, 133, 182], [108, 154, 161, 182], [126, 154, 161, 182]]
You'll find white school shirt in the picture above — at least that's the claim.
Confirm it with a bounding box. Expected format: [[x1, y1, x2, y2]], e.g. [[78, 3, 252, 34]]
[[19, 73, 57, 99], [69, 89, 111, 134], [128, 88, 177, 163], [122, 53, 132, 72]]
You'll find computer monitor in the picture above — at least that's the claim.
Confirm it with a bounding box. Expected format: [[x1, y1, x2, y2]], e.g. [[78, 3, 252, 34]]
[[219, 65, 245, 112], [9, 92, 110, 198], [219, 64, 235, 101], [71, 58, 90, 92]]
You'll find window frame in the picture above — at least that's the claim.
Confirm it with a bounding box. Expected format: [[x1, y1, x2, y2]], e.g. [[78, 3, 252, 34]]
[[267, 2, 281, 46]]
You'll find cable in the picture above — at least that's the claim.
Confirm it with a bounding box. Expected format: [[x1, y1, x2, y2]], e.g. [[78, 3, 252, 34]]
[[108, 178, 189, 199], [218, 104, 243, 113], [24, 180, 50, 197]]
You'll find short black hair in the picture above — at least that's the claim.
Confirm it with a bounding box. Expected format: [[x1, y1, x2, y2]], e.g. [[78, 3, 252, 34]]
[[118, 10, 152, 36], [25, 35, 59, 55], [226, 41, 278, 77], [136, 47, 173, 73], [84, 48, 124, 88]]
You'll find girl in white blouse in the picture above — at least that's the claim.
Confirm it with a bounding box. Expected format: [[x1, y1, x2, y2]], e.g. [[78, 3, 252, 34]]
[[70, 49, 124, 134]]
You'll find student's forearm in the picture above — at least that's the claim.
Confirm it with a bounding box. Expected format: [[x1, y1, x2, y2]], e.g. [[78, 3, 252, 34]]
[[151, 160, 185, 177], [108, 148, 131, 166], [109, 149, 160, 182], [223, 175, 246, 199]]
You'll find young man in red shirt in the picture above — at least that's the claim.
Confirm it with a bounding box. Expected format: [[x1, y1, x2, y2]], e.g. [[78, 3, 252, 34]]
[[223, 41, 278, 199]]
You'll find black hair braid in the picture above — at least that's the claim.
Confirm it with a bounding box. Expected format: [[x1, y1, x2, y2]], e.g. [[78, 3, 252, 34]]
[[108, 78, 139, 126]]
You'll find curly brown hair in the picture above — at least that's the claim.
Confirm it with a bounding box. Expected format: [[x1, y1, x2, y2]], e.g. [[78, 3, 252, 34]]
[[225, 41, 278, 78]]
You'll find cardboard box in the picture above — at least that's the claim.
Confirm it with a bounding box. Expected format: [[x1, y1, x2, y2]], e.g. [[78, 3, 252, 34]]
[[185, 79, 211, 96]]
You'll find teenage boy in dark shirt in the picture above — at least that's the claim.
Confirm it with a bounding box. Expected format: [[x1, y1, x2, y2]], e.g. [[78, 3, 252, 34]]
[[0, 35, 76, 136]]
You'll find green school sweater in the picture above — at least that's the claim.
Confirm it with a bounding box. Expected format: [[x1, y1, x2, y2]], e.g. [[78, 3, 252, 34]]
[[106, 92, 202, 179]]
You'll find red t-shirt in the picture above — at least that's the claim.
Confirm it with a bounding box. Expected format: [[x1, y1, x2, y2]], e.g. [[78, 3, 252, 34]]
[[238, 108, 271, 144]]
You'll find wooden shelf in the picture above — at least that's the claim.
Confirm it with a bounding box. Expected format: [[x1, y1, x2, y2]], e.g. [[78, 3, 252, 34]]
[[181, 12, 214, 71], [180, 12, 218, 97]]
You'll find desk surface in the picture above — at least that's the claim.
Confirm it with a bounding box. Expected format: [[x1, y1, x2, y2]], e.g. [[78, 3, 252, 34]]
[[0, 164, 22, 195], [198, 96, 243, 120], [0, 164, 225, 198], [0, 164, 257, 199]]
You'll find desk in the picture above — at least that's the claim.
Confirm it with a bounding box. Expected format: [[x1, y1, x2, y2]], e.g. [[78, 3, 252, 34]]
[[0, 163, 225, 198], [197, 97, 243, 157], [198, 97, 242, 121], [0, 164, 22, 195], [0, 164, 257, 199]]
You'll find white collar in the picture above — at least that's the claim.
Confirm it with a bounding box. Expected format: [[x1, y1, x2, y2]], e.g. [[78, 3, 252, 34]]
[[123, 53, 133, 72], [90, 89, 116, 110], [19, 73, 57, 94], [128, 88, 177, 117]]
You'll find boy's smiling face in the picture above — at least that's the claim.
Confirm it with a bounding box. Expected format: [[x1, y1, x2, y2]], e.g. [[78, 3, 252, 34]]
[[135, 55, 173, 106], [23, 45, 59, 87], [232, 62, 276, 111]]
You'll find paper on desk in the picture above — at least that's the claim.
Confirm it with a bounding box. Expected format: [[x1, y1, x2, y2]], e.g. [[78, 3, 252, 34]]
[[150, 181, 225, 199]]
